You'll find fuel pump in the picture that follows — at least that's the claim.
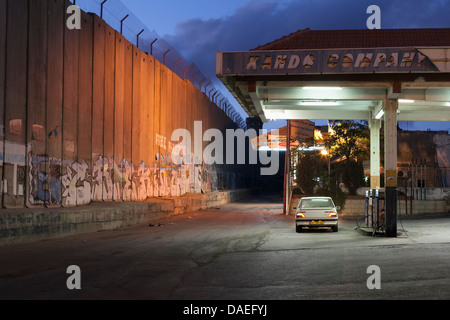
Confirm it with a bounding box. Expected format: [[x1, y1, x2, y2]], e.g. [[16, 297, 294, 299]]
[[374, 188, 385, 233], [365, 190, 370, 227]]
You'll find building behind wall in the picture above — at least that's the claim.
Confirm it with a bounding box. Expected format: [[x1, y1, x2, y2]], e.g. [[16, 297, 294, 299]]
[[397, 129, 450, 189]]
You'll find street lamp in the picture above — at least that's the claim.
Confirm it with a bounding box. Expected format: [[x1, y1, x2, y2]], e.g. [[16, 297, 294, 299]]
[[321, 148, 331, 176]]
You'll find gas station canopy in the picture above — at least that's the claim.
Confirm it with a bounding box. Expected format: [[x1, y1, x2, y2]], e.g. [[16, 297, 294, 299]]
[[217, 28, 450, 237], [216, 28, 450, 123]]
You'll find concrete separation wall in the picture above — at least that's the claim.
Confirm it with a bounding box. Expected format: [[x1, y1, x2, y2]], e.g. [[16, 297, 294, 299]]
[[0, 189, 251, 246], [0, 0, 248, 210]]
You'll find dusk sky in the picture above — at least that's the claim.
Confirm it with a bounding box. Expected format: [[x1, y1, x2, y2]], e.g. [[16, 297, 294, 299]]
[[121, 0, 450, 132]]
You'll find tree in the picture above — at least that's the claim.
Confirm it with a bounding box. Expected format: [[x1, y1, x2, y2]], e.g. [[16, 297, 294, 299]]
[[328, 120, 369, 195], [296, 151, 327, 195], [337, 160, 365, 195], [328, 120, 369, 162], [315, 175, 346, 211]]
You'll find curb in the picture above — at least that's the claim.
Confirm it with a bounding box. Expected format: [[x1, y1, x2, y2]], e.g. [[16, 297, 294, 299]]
[[0, 189, 251, 247]]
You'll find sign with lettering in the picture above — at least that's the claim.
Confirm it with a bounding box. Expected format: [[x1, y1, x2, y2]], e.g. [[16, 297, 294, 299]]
[[218, 48, 439, 75]]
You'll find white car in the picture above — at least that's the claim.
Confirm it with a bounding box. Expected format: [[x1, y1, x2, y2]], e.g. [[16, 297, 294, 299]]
[[293, 197, 339, 232]]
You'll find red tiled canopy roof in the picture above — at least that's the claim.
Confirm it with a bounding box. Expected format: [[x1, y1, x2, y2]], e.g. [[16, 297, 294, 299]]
[[252, 28, 450, 50]]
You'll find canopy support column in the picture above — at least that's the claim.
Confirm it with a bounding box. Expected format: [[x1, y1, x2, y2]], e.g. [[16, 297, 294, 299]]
[[369, 118, 381, 189], [383, 98, 398, 237]]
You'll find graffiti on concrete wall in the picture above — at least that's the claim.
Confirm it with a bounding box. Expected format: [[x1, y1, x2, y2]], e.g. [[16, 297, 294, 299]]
[[0, 130, 238, 207], [27, 154, 61, 206], [0, 141, 27, 202], [24, 149, 228, 207], [61, 159, 91, 206]]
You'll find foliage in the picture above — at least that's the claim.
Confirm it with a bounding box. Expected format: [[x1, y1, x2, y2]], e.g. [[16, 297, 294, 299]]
[[314, 176, 346, 211], [295, 152, 327, 195], [292, 120, 370, 201], [327, 120, 369, 195], [328, 120, 370, 162], [336, 160, 365, 195]]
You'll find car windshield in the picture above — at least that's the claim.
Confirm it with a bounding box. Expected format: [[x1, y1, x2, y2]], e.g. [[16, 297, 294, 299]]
[[299, 198, 334, 208]]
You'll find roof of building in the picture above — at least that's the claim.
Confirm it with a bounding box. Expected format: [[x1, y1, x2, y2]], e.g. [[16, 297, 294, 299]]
[[253, 28, 450, 51]]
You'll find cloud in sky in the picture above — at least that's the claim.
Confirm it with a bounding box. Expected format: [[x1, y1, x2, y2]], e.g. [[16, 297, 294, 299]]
[[165, 0, 450, 131], [168, 0, 450, 75]]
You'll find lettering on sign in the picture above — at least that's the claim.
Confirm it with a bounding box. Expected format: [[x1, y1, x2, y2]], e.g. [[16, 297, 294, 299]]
[[220, 48, 438, 75]]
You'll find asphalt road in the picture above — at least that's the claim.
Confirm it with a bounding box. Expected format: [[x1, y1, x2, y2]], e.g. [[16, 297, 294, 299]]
[[1, 195, 450, 301]]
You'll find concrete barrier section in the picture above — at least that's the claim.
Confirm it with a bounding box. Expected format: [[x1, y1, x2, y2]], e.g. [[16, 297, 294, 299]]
[[0, 1, 254, 246], [0, 189, 251, 246], [0, 0, 245, 210]]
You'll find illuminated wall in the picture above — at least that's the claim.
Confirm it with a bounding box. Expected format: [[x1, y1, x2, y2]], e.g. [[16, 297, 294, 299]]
[[0, 0, 243, 208]]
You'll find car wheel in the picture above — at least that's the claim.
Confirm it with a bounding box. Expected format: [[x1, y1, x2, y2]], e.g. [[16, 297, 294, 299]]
[[332, 224, 338, 232], [296, 225, 302, 233]]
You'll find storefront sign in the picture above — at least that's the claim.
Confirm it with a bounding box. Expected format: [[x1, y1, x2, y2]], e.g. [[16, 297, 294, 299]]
[[218, 48, 439, 75]]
